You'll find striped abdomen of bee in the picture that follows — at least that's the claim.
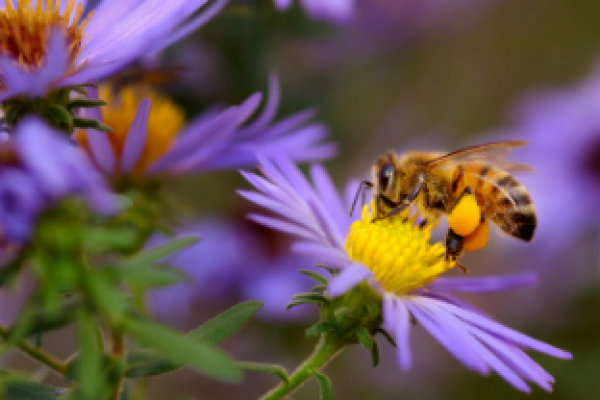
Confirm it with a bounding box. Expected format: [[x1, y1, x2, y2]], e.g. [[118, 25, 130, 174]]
[[449, 163, 536, 242]]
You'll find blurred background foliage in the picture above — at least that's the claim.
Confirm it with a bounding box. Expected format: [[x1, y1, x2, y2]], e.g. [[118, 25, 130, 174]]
[[6, 0, 600, 398]]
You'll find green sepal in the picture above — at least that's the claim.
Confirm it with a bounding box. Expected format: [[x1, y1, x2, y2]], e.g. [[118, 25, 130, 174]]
[[292, 293, 330, 306], [299, 270, 328, 284], [46, 104, 73, 132], [237, 362, 289, 384], [285, 301, 308, 310], [306, 322, 336, 338], [72, 117, 112, 132], [334, 307, 354, 322], [120, 316, 241, 382], [314, 372, 333, 400], [371, 340, 380, 367], [125, 301, 262, 378], [67, 99, 107, 110], [375, 328, 396, 347], [310, 284, 327, 293], [3, 103, 25, 126], [356, 327, 373, 351]]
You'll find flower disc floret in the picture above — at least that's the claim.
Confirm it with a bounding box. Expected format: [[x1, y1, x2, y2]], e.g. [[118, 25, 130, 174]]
[[345, 203, 455, 295], [0, 0, 92, 76]]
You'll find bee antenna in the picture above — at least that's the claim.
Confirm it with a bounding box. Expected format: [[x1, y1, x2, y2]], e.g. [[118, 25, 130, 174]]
[[350, 181, 373, 217]]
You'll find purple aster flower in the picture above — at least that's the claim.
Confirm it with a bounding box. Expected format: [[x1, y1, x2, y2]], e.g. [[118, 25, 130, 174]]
[[0, 117, 116, 241], [149, 218, 317, 323], [274, 0, 355, 23], [74, 76, 336, 176], [239, 155, 571, 392], [0, 0, 225, 100], [495, 65, 600, 259]]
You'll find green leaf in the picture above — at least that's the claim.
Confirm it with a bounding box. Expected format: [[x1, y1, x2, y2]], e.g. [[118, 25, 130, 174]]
[[83, 273, 127, 321], [76, 313, 106, 400], [314, 372, 333, 400], [306, 322, 336, 338], [356, 327, 373, 351], [120, 317, 240, 382], [122, 236, 199, 268], [299, 270, 328, 284], [237, 362, 289, 384], [2, 377, 64, 400], [125, 301, 262, 378], [110, 264, 188, 289]]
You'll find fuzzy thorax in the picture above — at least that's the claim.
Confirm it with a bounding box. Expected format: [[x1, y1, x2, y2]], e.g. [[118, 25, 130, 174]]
[[0, 0, 92, 75], [345, 202, 455, 295]]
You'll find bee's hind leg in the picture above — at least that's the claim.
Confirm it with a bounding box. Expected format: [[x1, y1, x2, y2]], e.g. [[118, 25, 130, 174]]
[[445, 228, 468, 274]]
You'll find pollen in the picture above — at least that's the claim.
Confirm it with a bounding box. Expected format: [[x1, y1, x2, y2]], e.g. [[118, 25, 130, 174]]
[[0, 0, 93, 77], [75, 85, 184, 176], [345, 202, 456, 295]]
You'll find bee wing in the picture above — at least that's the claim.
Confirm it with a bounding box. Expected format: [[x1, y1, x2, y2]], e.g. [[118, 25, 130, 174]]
[[494, 161, 535, 174], [424, 140, 529, 169]]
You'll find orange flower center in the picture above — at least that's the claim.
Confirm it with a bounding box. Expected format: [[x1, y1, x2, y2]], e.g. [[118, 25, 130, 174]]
[[0, 0, 93, 76], [75, 85, 184, 176]]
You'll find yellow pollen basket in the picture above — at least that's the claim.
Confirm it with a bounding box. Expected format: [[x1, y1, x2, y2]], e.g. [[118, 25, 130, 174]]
[[345, 202, 456, 296], [0, 0, 93, 72], [75, 85, 184, 176]]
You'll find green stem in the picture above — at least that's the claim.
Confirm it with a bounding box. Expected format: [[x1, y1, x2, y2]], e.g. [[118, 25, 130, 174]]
[[0, 324, 68, 375], [110, 329, 125, 400], [260, 333, 345, 400]]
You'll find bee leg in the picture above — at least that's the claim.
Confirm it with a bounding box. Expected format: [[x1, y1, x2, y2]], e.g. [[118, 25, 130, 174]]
[[382, 181, 427, 220], [350, 180, 373, 217], [445, 228, 464, 261]]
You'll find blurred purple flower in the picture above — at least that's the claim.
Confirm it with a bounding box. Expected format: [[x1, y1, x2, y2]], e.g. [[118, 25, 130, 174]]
[[239, 155, 571, 392], [149, 218, 317, 323], [497, 66, 600, 257], [274, 0, 354, 23], [76, 75, 336, 176], [0, 118, 115, 241], [0, 0, 225, 100]]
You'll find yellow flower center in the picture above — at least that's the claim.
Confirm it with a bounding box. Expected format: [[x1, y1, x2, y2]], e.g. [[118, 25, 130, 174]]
[[345, 203, 456, 295], [0, 0, 92, 79], [75, 85, 184, 176]]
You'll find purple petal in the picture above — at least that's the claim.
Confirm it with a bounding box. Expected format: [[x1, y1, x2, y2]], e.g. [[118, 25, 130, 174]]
[[428, 273, 538, 293], [437, 300, 571, 359], [291, 241, 350, 267], [247, 213, 317, 242], [384, 296, 413, 370], [121, 98, 151, 172], [328, 263, 372, 297]]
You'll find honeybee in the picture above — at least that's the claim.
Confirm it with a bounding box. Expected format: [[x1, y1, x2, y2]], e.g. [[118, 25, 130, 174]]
[[352, 141, 536, 261]]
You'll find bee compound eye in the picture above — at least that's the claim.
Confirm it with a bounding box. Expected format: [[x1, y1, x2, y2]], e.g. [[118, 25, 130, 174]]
[[378, 163, 395, 191]]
